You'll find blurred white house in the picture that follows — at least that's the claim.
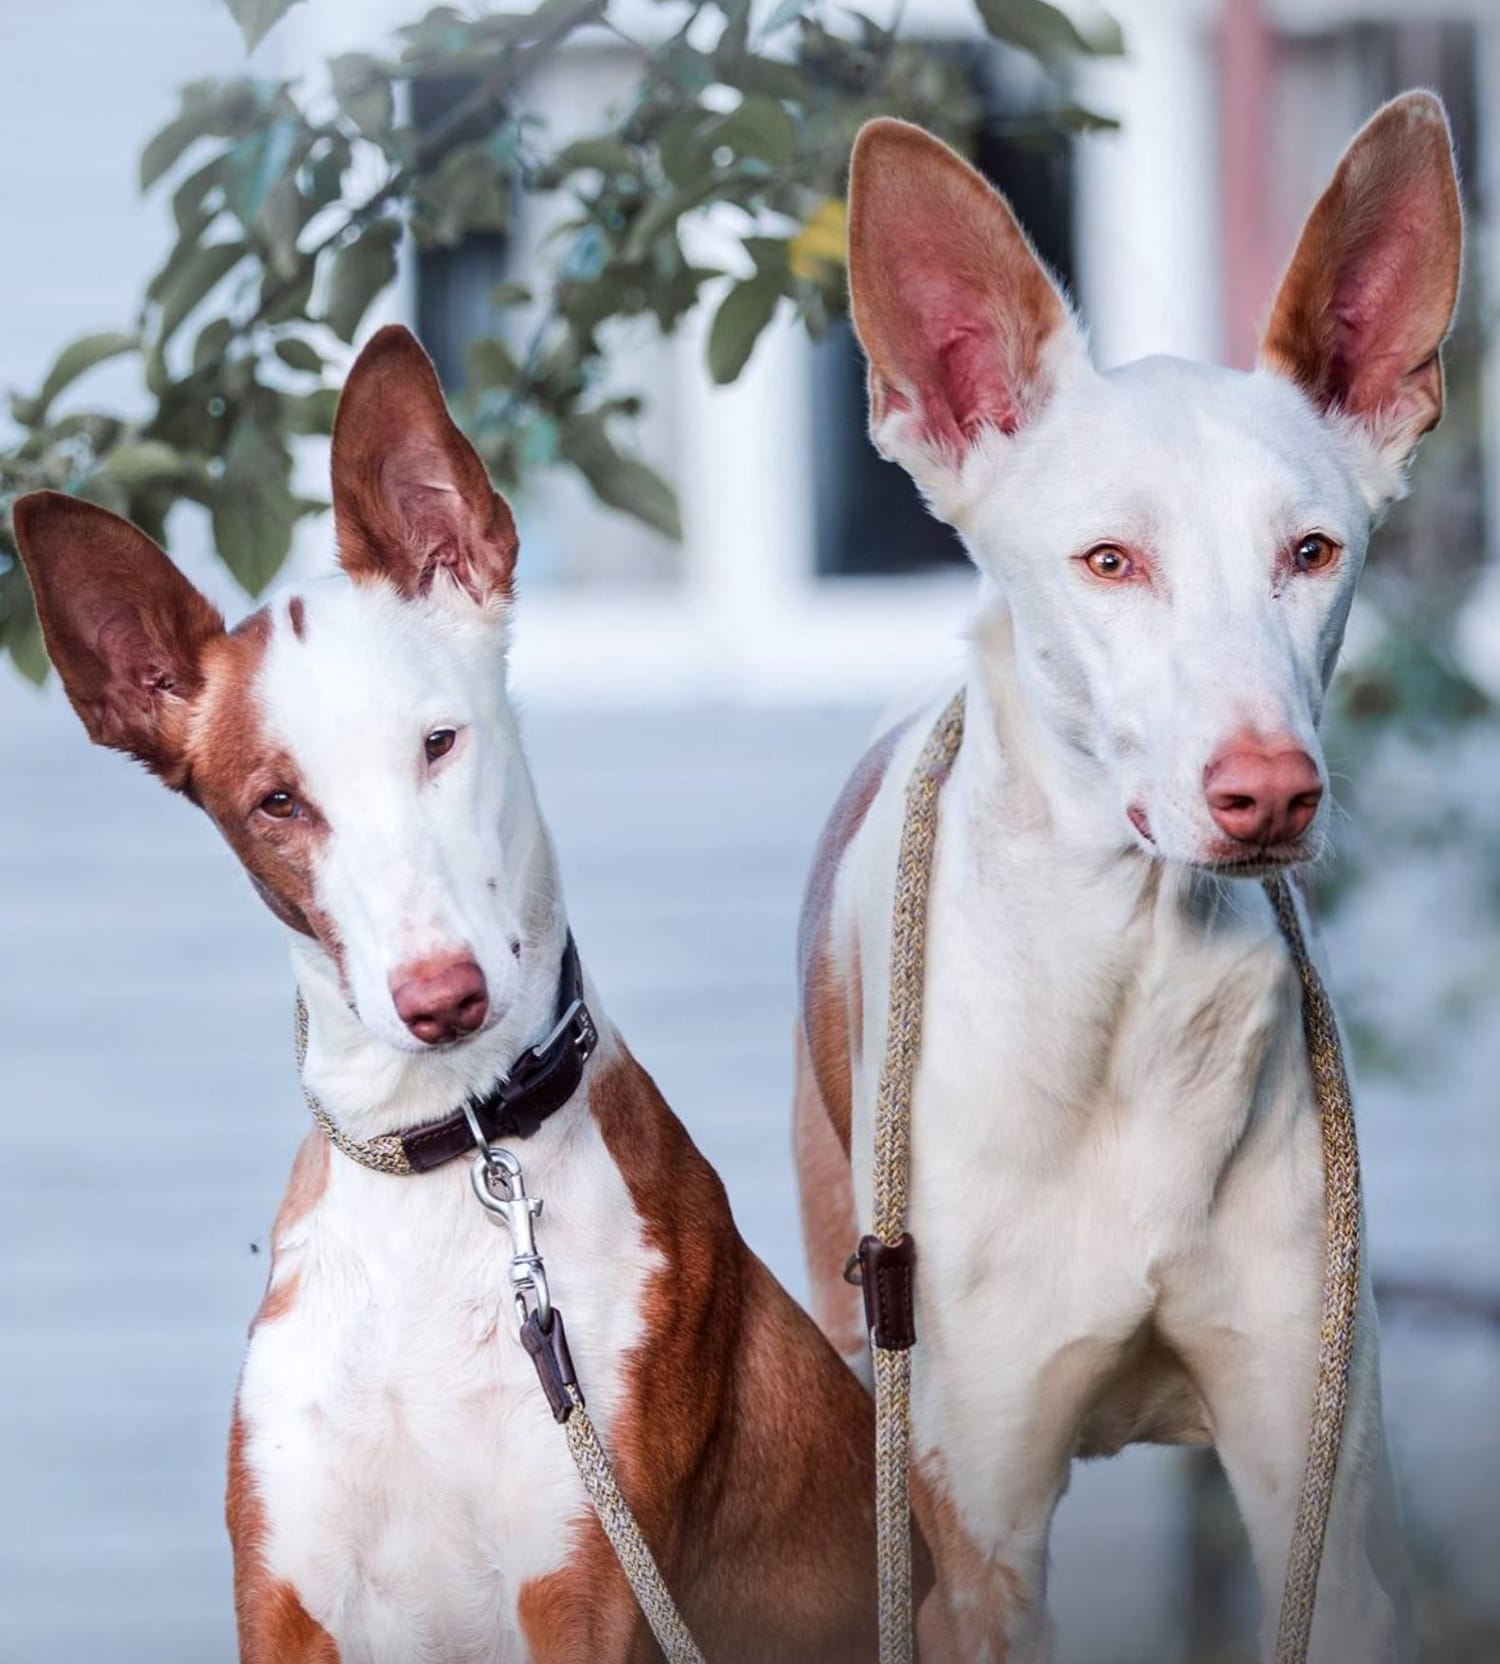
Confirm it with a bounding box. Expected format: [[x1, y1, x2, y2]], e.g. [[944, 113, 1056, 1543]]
[[1, 0, 1496, 706]]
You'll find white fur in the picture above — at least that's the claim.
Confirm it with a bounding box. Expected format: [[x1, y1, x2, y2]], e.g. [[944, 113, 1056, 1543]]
[[240, 1023, 660, 1664], [241, 581, 663, 1659], [826, 348, 1420, 1661], [258, 578, 549, 1067]]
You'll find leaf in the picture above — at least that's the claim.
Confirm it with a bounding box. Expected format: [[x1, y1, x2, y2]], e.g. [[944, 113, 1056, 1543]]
[[546, 136, 635, 179], [330, 53, 395, 142], [223, 118, 300, 226], [223, 0, 308, 54], [0, 564, 49, 684], [273, 336, 323, 372], [193, 316, 236, 371], [101, 440, 189, 488], [155, 241, 248, 343], [413, 145, 509, 247], [141, 109, 218, 193], [972, 0, 1124, 65], [559, 415, 681, 539], [706, 94, 795, 166], [468, 336, 520, 388], [283, 385, 338, 434], [212, 406, 296, 593], [257, 175, 308, 278], [259, 260, 315, 326], [707, 272, 780, 384], [323, 220, 400, 342], [20, 331, 138, 424], [172, 155, 227, 239], [788, 196, 846, 281]]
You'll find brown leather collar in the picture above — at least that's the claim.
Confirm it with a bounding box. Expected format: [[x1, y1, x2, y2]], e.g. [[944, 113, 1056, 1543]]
[[301, 935, 598, 1175]]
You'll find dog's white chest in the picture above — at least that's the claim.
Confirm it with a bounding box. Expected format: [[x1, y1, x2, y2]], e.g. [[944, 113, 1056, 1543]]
[[909, 857, 1313, 1304], [237, 1106, 657, 1664]]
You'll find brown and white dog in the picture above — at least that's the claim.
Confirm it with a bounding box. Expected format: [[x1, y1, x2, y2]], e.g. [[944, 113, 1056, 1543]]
[[795, 97, 1462, 1662], [16, 325, 879, 1664]]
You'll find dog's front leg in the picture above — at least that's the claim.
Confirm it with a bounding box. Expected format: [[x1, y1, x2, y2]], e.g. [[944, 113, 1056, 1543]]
[[1189, 1279, 1413, 1662], [911, 1455, 1055, 1664]]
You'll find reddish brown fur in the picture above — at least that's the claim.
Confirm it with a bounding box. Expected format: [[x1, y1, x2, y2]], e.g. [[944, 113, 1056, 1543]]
[[228, 1411, 341, 1663], [249, 1132, 330, 1328], [796, 717, 910, 1150], [793, 719, 910, 1359], [912, 1456, 1023, 1662], [519, 1044, 886, 1663], [848, 120, 1069, 454], [1260, 93, 1462, 440], [184, 612, 338, 947], [13, 492, 223, 785], [331, 325, 518, 602]]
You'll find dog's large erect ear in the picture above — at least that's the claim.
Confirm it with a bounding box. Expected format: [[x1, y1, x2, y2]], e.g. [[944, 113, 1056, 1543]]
[[847, 118, 1086, 509], [331, 324, 518, 603], [1260, 91, 1463, 478], [13, 492, 224, 785]]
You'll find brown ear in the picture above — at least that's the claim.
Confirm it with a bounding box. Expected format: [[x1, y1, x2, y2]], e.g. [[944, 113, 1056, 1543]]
[[848, 119, 1084, 493], [1259, 91, 1463, 470], [13, 491, 223, 785], [331, 324, 518, 603]]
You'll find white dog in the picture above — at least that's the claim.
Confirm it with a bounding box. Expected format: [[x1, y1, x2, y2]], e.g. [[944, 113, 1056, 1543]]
[[794, 93, 1461, 1662]]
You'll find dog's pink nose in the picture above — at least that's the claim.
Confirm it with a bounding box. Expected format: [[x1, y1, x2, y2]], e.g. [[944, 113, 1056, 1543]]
[[1204, 740, 1323, 847], [390, 956, 489, 1045]]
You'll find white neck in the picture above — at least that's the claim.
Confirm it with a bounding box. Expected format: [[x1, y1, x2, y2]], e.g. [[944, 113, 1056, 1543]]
[[290, 749, 574, 1142], [957, 596, 1236, 929]]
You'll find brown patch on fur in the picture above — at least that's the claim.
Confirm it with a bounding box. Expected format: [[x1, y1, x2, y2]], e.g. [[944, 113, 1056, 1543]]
[[792, 1025, 865, 1360], [13, 492, 224, 785], [10, 493, 348, 965], [792, 719, 910, 1359], [517, 1520, 645, 1663], [332, 326, 518, 603], [251, 1132, 330, 1329], [228, 1409, 340, 1663], [517, 1044, 884, 1662], [185, 612, 343, 960], [797, 717, 911, 1150], [288, 595, 307, 640], [912, 1454, 1023, 1663], [1259, 92, 1462, 452], [848, 120, 1071, 454]]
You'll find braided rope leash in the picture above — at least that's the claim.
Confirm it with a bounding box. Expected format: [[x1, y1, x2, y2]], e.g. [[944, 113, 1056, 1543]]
[[560, 1386, 705, 1664], [865, 697, 1362, 1664], [1263, 876, 1363, 1664], [292, 1000, 704, 1664], [862, 691, 966, 1664]]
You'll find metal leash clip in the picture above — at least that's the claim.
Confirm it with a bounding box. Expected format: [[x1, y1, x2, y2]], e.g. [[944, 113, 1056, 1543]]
[[465, 1105, 550, 1332]]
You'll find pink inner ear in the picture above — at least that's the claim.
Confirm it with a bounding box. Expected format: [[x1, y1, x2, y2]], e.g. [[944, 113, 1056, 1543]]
[[880, 274, 1036, 456], [850, 124, 1071, 466], [1329, 201, 1438, 418]]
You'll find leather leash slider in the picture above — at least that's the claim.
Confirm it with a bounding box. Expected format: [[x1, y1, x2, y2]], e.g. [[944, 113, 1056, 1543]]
[[854, 1232, 917, 1351], [521, 1307, 583, 1423]]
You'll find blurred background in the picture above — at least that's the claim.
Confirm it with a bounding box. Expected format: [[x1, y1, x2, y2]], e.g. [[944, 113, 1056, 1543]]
[[1, 0, 1497, 1659]]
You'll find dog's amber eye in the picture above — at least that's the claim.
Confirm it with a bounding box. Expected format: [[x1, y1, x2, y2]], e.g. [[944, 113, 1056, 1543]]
[[425, 728, 457, 763], [259, 791, 296, 820], [1293, 533, 1340, 574], [1083, 545, 1133, 581]]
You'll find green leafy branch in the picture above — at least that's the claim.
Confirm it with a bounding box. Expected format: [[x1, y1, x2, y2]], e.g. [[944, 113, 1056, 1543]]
[[0, 0, 1120, 680]]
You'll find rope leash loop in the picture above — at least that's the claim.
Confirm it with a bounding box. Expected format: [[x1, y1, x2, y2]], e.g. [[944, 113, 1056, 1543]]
[[865, 695, 1362, 1664]]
